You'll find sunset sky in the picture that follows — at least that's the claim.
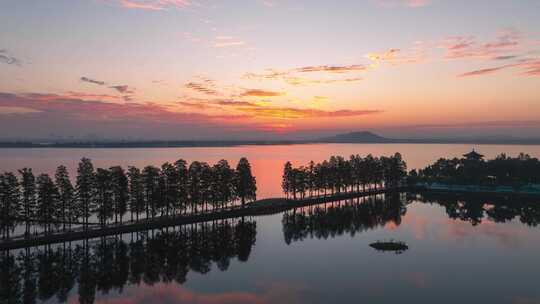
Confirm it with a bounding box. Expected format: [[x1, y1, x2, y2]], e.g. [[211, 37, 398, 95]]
[[1, 0, 539, 140]]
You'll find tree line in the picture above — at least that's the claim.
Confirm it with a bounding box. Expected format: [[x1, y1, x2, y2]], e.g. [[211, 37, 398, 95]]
[[282, 153, 407, 199], [0, 219, 256, 304], [410, 153, 540, 187], [0, 157, 257, 239]]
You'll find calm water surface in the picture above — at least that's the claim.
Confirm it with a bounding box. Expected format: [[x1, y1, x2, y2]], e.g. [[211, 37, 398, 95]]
[[1, 144, 540, 304], [2, 143, 540, 198]]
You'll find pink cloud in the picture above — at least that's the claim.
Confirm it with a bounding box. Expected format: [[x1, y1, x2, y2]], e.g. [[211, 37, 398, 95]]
[[376, 0, 431, 7], [115, 0, 190, 11], [457, 59, 540, 77], [443, 30, 522, 60], [457, 66, 509, 77]]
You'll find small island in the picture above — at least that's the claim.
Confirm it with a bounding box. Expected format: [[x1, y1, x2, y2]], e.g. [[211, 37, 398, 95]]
[[370, 241, 409, 254]]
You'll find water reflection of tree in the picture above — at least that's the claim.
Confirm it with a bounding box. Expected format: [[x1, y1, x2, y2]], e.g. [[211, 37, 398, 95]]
[[0, 218, 256, 304], [417, 192, 540, 227], [282, 194, 409, 244]]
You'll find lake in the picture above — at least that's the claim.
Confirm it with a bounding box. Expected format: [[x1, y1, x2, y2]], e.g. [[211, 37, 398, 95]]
[[2, 143, 540, 199], [1, 144, 540, 304]]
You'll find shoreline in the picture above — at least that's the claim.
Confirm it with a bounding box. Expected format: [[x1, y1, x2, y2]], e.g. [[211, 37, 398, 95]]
[[0, 187, 403, 250]]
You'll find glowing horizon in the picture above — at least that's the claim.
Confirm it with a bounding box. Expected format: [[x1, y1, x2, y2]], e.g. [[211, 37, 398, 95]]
[[1, 0, 539, 140]]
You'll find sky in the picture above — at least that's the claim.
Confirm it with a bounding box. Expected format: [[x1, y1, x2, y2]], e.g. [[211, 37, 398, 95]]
[[0, 0, 539, 141]]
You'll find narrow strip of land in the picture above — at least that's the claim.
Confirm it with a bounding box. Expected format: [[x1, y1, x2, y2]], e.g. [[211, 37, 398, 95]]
[[0, 187, 403, 250]]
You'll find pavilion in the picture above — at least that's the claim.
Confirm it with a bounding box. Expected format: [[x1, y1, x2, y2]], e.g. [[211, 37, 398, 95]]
[[463, 149, 484, 161]]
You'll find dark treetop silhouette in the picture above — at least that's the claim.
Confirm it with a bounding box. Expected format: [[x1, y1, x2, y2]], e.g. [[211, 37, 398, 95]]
[[408, 151, 540, 189], [0, 157, 257, 241], [282, 153, 407, 199]]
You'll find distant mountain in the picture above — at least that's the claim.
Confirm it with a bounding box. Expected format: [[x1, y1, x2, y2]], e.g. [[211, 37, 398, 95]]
[[318, 131, 391, 143], [318, 131, 540, 145]]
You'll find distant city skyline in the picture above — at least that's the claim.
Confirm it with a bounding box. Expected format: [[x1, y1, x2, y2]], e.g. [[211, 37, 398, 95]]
[[1, 0, 540, 140]]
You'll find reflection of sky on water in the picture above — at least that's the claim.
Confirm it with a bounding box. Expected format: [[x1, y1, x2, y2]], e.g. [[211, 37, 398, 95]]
[[2, 144, 540, 303], [67, 199, 540, 304]]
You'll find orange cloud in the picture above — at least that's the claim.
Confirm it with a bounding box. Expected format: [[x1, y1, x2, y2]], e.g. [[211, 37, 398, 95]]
[[236, 106, 382, 120], [177, 96, 381, 120], [243, 64, 367, 86], [213, 36, 246, 48], [240, 89, 285, 97], [294, 64, 367, 73]]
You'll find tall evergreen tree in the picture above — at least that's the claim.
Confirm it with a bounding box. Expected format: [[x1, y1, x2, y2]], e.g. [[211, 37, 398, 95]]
[[76, 158, 95, 230], [282, 162, 293, 199], [188, 162, 203, 213], [174, 159, 189, 214], [213, 160, 235, 209], [0, 172, 21, 239], [110, 166, 129, 224], [94, 168, 113, 227], [234, 158, 257, 206], [127, 166, 144, 222], [19, 168, 37, 237], [55, 165, 75, 231], [142, 166, 161, 219], [36, 174, 59, 235], [160, 163, 179, 216]]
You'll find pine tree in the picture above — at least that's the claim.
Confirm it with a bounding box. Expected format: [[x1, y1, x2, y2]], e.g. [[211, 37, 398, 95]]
[[94, 168, 113, 227], [110, 166, 128, 224], [188, 162, 203, 213], [36, 174, 59, 235], [142, 166, 161, 219], [160, 163, 179, 216], [0, 172, 21, 239], [55, 165, 75, 231], [76, 158, 95, 230], [19, 168, 36, 237], [282, 162, 293, 199], [234, 158, 257, 206], [127, 166, 144, 222], [174, 159, 189, 214]]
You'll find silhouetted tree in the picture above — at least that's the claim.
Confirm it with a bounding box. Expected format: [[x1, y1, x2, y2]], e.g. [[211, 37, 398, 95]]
[[94, 168, 113, 227], [142, 166, 161, 219], [76, 158, 95, 230], [175, 159, 189, 214], [36, 174, 59, 235], [110, 166, 129, 224], [55, 165, 75, 231], [19, 168, 36, 237], [0, 172, 20, 239], [160, 162, 179, 216], [127, 166, 144, 222], [234, 158, 257, 206], [282, 161, 293, 199]]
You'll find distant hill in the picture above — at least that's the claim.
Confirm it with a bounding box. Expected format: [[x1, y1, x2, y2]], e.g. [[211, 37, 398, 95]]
[[2, 131, 540, 148], [318, 131, 391, 143]]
